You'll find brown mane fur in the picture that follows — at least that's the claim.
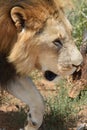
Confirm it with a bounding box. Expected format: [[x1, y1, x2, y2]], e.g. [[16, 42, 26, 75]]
[[0, 0, 52, 53], [0, 0, 68, 53]]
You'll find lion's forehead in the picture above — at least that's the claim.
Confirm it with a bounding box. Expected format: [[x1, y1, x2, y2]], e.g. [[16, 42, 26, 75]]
[[27, 6, 72, 40], [23, 1, 71, 30], [35, 16, 72, 44]]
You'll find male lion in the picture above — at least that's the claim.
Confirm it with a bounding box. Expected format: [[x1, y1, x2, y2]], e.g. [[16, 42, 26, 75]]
[[0, 0, 83, 130]]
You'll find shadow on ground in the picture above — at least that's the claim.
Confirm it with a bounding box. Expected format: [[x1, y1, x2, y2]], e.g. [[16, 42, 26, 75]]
[[0, 109, 87, 130], [0, 110, 77, 130], [40, 112, 77, 130], [0, 110, 26, 130]]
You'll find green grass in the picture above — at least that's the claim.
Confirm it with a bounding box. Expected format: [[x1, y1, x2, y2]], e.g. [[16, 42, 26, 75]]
[[43, 80, 87, 130], [68, 0, 87, 47]]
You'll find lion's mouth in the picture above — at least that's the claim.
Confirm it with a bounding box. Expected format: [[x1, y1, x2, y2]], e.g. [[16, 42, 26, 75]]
[[44, 66, 82, 81], [44, 70, 58, 81]]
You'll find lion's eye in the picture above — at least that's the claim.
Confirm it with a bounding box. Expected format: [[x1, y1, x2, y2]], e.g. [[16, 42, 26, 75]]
[[36, 28, 44, 35], [53, 39, 63, 48]]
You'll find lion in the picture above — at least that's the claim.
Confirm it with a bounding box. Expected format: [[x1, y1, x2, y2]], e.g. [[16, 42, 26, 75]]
[[0, 0, 83, 130]]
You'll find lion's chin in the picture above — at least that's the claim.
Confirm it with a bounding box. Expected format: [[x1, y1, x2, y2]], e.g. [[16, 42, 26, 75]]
[[44, 70, 58, 81]]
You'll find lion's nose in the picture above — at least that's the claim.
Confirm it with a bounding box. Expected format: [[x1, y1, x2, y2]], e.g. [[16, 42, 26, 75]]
[[71, 56, 83, 66], [70, 50, 83, 66]]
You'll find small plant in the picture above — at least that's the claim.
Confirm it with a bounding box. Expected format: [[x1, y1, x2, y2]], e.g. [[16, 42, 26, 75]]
[[68, 0, 87, 47]]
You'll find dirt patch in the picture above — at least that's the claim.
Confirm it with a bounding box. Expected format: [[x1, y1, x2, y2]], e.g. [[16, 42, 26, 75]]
[[0, 78, 87, 130]]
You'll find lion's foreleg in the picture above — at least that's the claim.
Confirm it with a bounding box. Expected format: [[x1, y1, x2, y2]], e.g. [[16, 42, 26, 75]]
[[7, 77, 45, 130]]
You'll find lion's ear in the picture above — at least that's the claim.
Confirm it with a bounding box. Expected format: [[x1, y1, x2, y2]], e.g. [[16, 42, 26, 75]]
[[11, 6, 27, 31]]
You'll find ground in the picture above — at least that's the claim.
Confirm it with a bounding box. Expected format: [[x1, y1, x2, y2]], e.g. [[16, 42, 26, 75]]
[[0, 73, 87, 130]]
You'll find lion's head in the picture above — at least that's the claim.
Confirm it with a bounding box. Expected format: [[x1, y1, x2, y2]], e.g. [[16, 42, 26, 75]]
[[5, 0, 83, 81]]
